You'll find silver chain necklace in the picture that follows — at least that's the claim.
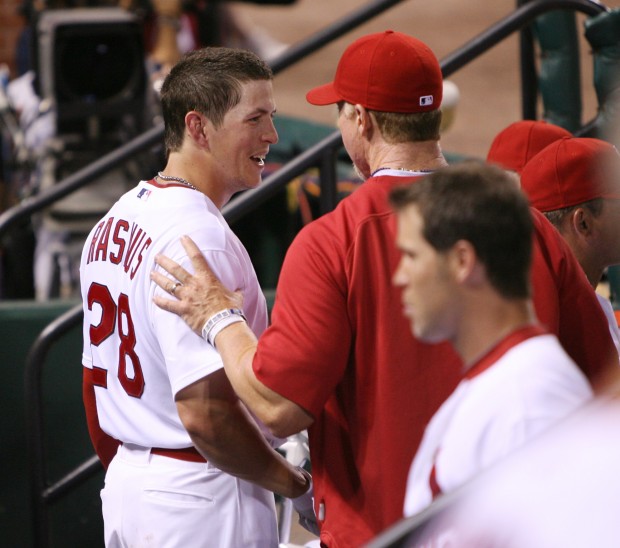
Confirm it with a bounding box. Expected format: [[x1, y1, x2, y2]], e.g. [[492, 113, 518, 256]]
[[371, 167, 434, 177], [156, 171, 199, 191]]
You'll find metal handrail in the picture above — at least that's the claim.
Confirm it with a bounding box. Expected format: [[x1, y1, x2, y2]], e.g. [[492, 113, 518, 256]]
[[24, 303, 87, 546], [440, 0, 608, 75], [0, 0, 407, 243], [518, 0, 543, 120], [24, 0, 610, 546], [2, 0, 608, 241], [227, 0, 609, 223]]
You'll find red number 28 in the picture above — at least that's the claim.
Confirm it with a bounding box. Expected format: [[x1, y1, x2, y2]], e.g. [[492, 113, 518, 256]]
[[87, 282, 145, 398]]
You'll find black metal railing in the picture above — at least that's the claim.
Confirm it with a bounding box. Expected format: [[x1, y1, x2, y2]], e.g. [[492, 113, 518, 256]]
[[0, 0, 407, 243], [22, 0, 610, 546]]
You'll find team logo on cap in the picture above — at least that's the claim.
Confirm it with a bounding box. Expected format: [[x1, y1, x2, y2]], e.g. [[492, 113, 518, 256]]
[[419, 95, 434, 106]]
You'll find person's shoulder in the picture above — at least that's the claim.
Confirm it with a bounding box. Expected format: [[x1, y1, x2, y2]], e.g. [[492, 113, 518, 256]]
[[138, 187, 219, 223], [298, 178, 395, 233], [530, 208, 552, 233], [470, 335, 587, 394], [499, 334, 579, 374], [453, 335, 591, 457], [530, 206, 582, 288], [502, 335, 592, 400], [530, 207, 568, 252], [132, 189, 229, 249]]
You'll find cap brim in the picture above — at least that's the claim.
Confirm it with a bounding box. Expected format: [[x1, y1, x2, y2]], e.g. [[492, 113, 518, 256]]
[[306, 82, 342, 105]]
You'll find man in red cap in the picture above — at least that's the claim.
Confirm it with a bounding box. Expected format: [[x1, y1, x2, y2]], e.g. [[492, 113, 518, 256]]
[[150, 33, 618, 547], [521, 136, 620, 354], [154, 32, 462, 547], [486, 119, 571, 175]]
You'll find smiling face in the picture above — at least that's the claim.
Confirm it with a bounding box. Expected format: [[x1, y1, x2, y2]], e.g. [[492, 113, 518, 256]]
[[392, 204, 458, 343], [205, 79, 278, 199]]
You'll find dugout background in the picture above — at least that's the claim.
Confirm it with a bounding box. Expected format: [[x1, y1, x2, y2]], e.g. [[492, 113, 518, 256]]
[[1, 0, 620, 545]]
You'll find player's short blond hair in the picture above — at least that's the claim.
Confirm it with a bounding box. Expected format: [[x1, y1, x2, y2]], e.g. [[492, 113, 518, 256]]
[[340, 101, 442, 143]]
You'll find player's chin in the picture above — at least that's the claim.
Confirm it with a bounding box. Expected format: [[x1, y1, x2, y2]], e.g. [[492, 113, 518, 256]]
[[245, 169, 264, 189], [415, 324, 448, 345], [412, 319, 435, 343], [240, 180, 261, 194], [235, 176, 262, 193]]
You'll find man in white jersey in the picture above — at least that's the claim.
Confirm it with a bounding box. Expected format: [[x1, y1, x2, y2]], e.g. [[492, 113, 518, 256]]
[[387, 162, 593, 517], [520, 136, 620, 355], [80, 47, 310, 547]]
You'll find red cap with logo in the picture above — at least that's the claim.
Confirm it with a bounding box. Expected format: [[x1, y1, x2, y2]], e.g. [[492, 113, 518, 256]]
[[306, 30, 443, 113], [520, 137, 620, 212], [486, 120, 572, 174]]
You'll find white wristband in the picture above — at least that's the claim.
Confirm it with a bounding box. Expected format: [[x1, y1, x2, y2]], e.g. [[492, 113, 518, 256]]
[[201, 308, 247, 346]]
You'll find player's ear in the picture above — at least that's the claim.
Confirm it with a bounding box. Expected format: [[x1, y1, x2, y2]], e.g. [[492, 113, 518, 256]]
[[355, 104, 373, 138], [450, 240, 480, 285], [570, 207, 593, 237], [186, 111, 210, 147]]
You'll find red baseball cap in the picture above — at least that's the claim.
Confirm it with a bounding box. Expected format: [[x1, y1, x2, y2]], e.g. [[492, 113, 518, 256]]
[[306, 30, 443, 113], [486, 120, 572, 174], [520, 137, 620, 212]]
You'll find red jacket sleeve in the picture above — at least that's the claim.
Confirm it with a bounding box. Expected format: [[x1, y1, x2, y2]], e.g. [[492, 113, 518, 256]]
[[83, 366, 120, 469]]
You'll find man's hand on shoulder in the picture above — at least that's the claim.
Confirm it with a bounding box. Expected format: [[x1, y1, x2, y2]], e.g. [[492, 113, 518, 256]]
[[151, 235, 243, 335]]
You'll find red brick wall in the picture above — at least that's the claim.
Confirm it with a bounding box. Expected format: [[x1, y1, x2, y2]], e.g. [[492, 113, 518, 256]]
[[0, 0, 25, 77]]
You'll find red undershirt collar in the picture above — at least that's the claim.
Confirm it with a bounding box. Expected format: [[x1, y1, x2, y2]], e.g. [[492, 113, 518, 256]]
[[464, 324, 547, 380]]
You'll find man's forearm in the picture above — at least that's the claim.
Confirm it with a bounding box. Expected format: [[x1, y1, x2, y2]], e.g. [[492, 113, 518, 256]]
[[215, 323, 313, 437], [178, 395, 309, 498]]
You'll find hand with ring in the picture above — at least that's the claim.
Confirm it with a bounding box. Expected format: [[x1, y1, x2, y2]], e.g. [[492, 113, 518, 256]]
[[151, 235, 244, 336]]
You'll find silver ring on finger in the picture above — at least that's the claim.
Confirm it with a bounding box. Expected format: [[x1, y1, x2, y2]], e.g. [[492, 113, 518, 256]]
[[170, 281, 182, 295]]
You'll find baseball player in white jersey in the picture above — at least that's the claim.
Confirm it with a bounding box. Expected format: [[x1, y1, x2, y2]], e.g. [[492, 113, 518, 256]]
[[403, 331, 592, 516], [387, 162, 593, 518], [80, 47, 310, 547]]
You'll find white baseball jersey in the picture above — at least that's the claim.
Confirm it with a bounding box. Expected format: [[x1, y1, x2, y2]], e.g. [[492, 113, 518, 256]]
[[403, 326, 593, 517], [597, 292, 620, 358], [426, 396, 620, 548], [80, 180, 268, 448]]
